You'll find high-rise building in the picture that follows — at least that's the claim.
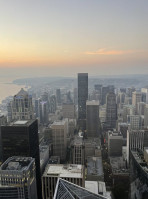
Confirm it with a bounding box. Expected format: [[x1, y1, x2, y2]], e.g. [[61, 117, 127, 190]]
[[130, 149, 148, 199], [137, 102, 146, 115], [62, 103, 75, 119], [132, 91, 142, 114], [78, 73, 88, 130], [94, 84, 102, 92], [71, 136, 85, 165], [41, 92, 49, 102], [1, 120, 41, 199], [0, 114, 7, 161], [101, 85, 114, 105], [123, 105, 136, 122], [141, 88, 148, 103], [7, 101, 13, 122], [101, 86, 109, 105], [127, 115, 141, 130], [35, 98, 41, 118], [11, 88, 34, 120], [39, 101, 49, 124], [42, 164, 85, 199], [0, 156, 37, 199], [49, 95, 56, 113], [56, 89, 61, 105], [127, 87, 136, 97], [73, 88, 78, 105], [51, 120, 68, 162], [86, 100, 100, 137], [127, 130, 148, 164], [144, 104, 148, 128], [108, 131, 123, 156], [118, 122, 129, 138], [106, 92, 117, 129]]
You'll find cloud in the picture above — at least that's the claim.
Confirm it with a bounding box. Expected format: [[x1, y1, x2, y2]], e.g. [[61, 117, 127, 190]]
[[84, 48, 140, 55]]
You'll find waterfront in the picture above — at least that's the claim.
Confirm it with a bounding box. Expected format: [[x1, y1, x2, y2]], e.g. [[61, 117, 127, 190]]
[[0, 77, 26, 104]]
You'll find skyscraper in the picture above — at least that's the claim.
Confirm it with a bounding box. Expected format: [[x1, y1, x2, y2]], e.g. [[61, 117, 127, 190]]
[[144, 104, 148, 128], [11, 88, 34, 121], [0, 156, 37, 199], [132, 91, 142, 114], [71, 136, 85, 165], [108, 131, 123, 156], [0, 114, 7, 161], [56, 89, 61, 105], [1, 120, 41, 199], [106, 92, 117, 129], [62, 103, 75, 119], [78, 73, 88, 130], [51, 120, 68, 162], [101, 85, 114, 105], [35, 98, 41, 118], [49, 95, 57, 113], [86, 100, 100, 137], [127, 130, 148, 164], [39, 101, 49, 124]]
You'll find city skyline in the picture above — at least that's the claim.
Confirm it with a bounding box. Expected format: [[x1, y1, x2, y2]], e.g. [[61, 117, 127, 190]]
[[0, 0, 148, 78]]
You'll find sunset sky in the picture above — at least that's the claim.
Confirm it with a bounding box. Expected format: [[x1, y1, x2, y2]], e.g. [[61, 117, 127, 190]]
[[0, 0, 148, 77]]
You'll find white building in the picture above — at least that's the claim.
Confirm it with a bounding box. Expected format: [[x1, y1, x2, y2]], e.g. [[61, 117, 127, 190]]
[[42, 164, 84, 199], [127, 130, 148, 164], [127, 115, 141, 130], [11, 88, 34, 121]]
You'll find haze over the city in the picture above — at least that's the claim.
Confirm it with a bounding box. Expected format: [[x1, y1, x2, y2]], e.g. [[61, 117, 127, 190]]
[[0, 0, 148, 78]]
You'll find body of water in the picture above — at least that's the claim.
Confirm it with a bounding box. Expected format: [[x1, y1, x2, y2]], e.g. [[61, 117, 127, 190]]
[[0, 77, 26, 104]]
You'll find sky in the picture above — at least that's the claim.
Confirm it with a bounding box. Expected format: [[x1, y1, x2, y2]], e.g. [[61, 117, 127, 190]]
[[0, 0, 148, 78]]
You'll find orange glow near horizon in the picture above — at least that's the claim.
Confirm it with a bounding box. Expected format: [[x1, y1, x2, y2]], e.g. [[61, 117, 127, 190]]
[[0, 43, 146, 68]]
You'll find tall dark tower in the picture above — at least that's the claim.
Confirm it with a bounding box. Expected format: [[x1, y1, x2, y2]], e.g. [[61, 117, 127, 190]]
[[106, 92, 117, 129], [1, 120, 42, 199], [78, 73, 88, 130], [86, 100, 100, 137], [56, 89, 61, 105]]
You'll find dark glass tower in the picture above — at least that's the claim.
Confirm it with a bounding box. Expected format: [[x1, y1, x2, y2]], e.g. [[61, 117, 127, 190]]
[[56, 89, 61, 105], [78, 73, 88, 130], [86, 101, 100, 137], [1, 120, 42, 199], [106, 92, 117, 129]]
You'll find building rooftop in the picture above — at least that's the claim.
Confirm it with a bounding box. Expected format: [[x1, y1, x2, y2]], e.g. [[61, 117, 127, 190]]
[[131, 149, 148, 174], [78, 73, 88, 76], [85, 181, 98, 194], [48, 156, 60, 164], [44, 164, 83, 178], [84, 137, 100, 146], [1, 156, 34, 171], [87, 157, 103, 176], [51, 120, 66, 126], [15, 88, 28, 97], [14, 121, 28, 125], [86, 100, 99, 106], [108, 131, 123, 138], [6, 119, 36, 127], [110, 157, 128, 174], [53, 178, 108, 199], [72, 136, 83, 145], [118, 123, 129, 126]]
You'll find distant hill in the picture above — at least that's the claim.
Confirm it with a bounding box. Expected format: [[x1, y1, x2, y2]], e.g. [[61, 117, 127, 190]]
[[13, 74, 148, 88]]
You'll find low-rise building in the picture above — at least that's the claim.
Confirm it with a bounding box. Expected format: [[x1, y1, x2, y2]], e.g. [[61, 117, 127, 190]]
[[42, 164, 85, 199]]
